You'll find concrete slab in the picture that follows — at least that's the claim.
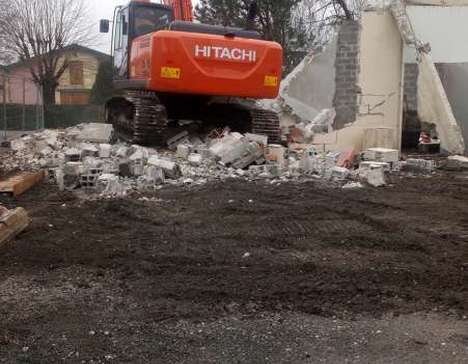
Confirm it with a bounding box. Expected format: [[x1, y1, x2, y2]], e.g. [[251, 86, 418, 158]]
[[76, 123, 113, 144]]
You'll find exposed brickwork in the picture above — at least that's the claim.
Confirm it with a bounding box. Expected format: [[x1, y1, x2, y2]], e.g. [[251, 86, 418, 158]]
[[333, 20, 361, 129], [404, 63, 419, 112]]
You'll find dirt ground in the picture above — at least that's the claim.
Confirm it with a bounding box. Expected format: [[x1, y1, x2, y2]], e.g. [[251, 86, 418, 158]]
[[0, 172, 467, 363]]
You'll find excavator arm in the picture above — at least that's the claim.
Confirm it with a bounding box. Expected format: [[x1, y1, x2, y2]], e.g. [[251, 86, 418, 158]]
[[162, 0, 193, 22]]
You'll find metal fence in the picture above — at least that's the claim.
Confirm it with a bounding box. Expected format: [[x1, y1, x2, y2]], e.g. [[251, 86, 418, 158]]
[[0, 74, 44, 138]]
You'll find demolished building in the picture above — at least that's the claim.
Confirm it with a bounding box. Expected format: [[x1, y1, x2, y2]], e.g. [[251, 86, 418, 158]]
[[276, 0, 467, 155]]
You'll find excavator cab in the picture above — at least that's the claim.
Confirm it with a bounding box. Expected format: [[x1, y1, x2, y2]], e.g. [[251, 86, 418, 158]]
[[101, 1, 174, 78]]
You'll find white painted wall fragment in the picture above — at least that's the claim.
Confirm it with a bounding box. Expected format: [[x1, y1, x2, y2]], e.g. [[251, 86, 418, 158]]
[[313, 11, 404, 152], [417, 52, 465, 154], [279, 36, 338, 122]]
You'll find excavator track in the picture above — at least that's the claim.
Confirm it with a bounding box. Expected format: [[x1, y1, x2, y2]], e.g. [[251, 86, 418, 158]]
[[107, 92, 282, 146], [108, 91, 169, 145], [204, 101, 282, 145]]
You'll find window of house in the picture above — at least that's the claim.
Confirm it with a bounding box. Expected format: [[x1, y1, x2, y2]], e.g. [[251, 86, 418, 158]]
[[69, 61, 84, 85]]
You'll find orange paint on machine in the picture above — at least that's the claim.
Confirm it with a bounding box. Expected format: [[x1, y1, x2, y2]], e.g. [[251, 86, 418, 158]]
[[130, 31, 282, 99]]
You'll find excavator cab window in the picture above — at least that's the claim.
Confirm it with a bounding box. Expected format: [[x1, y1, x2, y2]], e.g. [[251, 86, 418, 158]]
[[132, 5, 174, 38], [113, 7, 130, 78]]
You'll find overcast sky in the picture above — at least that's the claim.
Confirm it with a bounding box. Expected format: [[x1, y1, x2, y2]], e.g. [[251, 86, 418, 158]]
[[88, 0, 199, 53]]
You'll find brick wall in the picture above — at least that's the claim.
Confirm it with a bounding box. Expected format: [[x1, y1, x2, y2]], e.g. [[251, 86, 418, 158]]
[[404, 63, 419, 112], [333, 20, 361, 129]]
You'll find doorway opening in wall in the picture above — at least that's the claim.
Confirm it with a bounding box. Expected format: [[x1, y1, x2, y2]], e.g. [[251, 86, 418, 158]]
[[401, 107, 421, 152], [401, 107, 441, 154]]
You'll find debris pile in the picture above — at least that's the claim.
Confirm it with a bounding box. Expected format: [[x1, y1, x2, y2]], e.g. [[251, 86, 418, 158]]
[[0, 123, 442, 198]]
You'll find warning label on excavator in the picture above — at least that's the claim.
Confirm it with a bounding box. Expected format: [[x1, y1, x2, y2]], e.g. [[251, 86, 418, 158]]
[[161, 67, 181, 79], [264, 76, 278, 87]]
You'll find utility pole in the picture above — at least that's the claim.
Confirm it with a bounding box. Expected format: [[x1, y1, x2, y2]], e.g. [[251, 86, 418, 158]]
[[2, 72, 6, 140], [22, 78, 26, 131]]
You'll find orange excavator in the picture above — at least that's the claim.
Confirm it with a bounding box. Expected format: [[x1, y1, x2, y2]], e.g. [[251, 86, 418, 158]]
[[100, 0, 283, 145]]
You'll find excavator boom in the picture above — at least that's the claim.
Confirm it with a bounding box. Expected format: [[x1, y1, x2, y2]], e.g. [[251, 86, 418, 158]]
[[162, 0, 193, 21]]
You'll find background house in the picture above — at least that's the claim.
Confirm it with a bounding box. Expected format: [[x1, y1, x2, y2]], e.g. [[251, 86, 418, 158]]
[[2, 45, 111, 105]]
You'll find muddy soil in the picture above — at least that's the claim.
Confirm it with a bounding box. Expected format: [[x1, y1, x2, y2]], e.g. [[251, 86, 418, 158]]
[[0, 173, 467, 363]]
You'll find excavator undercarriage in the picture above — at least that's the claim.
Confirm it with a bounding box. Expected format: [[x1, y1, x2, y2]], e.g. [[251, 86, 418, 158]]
[[106, 92, 282, 146]]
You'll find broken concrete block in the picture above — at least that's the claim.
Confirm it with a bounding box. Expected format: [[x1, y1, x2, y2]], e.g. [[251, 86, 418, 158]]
[[115, 146, 129, 158], [248, 164, 279, 177], [38, 146, 53, 157], [80, 143, 99, 158], [263, 164, 280, 177], [10, 138, 29, 151], [209, 134, 246, 163], [131, 159, 145, 177], [64, 148, 81, 162], [42, 130, 59, 148], [359, 163, 387, 187], [99, 174, 128, 197], [197, 145, 212, 160], [176, 144, 191, 159], [359, 161, 391, 173], [362, 148, 399, 163], [245, 133, 268, 146], [249, 165, 265, 176], [301, 146, 320, 173], [99, 144, 112, 158], [147, 156, 181, 179], [76, 123, 113, 143], [83, 157, 103, 170], [366, 167, 387, 187], [129, 149, 146, 162], [288, 158, 302, 176], [445, 155, 468, 171], [231, 143, 264, 169], [144, 165, 165, 184], [403, 158, 435, 173], [63, 174, 80, 190], [80, 174, 100, 189], [188, 153, 203, 166], [265, 144, 286, 169], [55, 169, 65, 191], [102, 160, 119, 175], [342, 182, 364, 189], [63, 162, 84, 177], [330, 166, 350, 180]]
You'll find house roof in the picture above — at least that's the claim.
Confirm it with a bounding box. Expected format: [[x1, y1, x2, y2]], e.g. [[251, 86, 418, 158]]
[[3, 44, 111, 71]]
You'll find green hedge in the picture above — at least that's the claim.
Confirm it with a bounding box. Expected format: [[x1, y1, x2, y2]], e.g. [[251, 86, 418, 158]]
[[44, 105, 105, 129], [1, 104, 105, 131], [0, 104, 43, 131]]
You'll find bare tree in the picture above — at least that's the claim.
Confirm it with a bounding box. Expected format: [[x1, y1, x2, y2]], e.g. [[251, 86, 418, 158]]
[[0, 1, 13, 65], [0, 0, 95, 104]]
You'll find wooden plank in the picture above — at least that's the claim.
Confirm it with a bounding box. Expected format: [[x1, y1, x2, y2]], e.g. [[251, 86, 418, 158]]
[[0, 170, 45, 196], [0, 207, 29, 248]]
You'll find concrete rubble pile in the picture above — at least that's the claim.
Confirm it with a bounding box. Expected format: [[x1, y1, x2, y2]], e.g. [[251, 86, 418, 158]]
[[1, 123, 440, 198]]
